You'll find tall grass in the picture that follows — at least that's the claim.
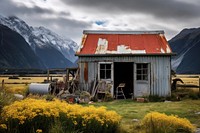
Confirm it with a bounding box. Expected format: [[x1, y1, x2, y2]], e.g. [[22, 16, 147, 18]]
[[0, 88, 16, 113]]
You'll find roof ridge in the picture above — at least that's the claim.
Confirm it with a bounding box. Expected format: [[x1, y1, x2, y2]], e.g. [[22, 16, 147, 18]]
[[83, 30, 164, 34]]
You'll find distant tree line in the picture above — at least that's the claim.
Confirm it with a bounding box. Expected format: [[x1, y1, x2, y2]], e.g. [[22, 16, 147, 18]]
[[0, 68, 47, 75]]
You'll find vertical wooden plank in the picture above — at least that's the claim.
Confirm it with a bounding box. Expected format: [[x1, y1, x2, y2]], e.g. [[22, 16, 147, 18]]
[[65, 68, 69, 90], [1, 79, 4, 90]]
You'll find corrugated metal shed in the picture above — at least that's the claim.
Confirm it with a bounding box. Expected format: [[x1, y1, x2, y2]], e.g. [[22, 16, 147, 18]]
[[78, 55, 171, 97], [76, 30, 173, 98], [76, 30, 172, 55]]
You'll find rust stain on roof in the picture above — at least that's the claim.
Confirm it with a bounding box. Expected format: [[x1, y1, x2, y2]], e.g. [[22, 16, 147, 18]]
[[76, 30, 173, 55]]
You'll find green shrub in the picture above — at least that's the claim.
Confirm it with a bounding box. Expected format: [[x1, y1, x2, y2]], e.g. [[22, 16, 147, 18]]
[[142, 112, 196, 133], [148, 95, 165, 102], [189, 92, 199, 100]]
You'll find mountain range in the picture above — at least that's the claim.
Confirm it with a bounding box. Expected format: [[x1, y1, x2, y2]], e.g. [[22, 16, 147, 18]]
[[0, 15, 78, 69], [0, 24, 45, 69], [169, 27, 200, 74], [1, 15, 200, 73]]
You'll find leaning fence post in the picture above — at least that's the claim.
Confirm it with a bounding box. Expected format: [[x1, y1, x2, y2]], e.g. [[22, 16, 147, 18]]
[[1, 79, 4, 90]]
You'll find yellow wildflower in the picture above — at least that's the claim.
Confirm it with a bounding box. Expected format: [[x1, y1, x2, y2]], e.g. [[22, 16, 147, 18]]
[[0, 124, 7, 129], [142, 112, 196, 133], [1, 98, 121, 132], [36, 129, 42, 133]]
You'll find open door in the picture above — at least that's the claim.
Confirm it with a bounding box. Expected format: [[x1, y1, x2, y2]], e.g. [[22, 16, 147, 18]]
[[134, 63, 150, 97], [114, 62, 133, 99]]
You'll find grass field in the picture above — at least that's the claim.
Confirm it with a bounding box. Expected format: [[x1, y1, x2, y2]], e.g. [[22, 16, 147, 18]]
[[92, 99, 200, 132], [175, 75, 200, 85], [1, 75, 200, 132]]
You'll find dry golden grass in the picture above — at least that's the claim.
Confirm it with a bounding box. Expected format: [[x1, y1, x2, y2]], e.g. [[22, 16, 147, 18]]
[[1, 77, 47, 84], [0, 76, 64, 84], [0, 76, 64, 95], [4, 84, 28, 94], [173, 75, 200, 92], [175, 75, 200, 86]]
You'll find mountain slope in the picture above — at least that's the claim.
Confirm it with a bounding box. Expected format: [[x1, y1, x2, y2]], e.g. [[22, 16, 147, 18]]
[[0, 24, 45, 69], [0, 15, 78, 68], [169, 27, 200, 74], [33, 27, 78, 63]]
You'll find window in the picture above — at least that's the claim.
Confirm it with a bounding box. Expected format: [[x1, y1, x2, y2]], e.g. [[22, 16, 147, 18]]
[[136, 63, 148, 80], [99, 63, 111, 80]]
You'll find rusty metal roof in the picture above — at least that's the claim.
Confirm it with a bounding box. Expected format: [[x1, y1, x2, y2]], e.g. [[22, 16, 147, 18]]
[[76, 30, 173, 56]]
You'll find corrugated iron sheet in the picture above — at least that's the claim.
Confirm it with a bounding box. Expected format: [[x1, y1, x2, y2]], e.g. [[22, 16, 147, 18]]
[[78, 55, 171, 97], [76, 31, 172, 55]]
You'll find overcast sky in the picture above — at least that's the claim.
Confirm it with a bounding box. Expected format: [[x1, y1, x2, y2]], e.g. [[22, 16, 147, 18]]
[[1, 0, 200, 44]]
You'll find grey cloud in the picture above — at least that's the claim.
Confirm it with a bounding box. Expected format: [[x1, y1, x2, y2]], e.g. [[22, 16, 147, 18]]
[[59, 12, 71, 16], [26, 16, 92, 42], [0, 0, 89, 43], [32, 17, 91, 30], [0, 0, 70, 18], [1, 0, 199, 43], [62, 0, 200, 19]]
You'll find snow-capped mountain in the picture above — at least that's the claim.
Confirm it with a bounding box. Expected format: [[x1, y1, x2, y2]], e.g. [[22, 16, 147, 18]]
[[0, 24, 46, 69], [169, 27, 200, 74], [33, 26, 78, 62], [0, 15, 78, 64]]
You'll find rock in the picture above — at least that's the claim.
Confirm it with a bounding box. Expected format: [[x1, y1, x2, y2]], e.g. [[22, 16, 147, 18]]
[[14, 94, 24, 100], [164, 100, 172, 103], [195, 112, 200, 115], [132, 119, 139, 122], [196, 128, 200, 133], [136, 98, 145, 102]]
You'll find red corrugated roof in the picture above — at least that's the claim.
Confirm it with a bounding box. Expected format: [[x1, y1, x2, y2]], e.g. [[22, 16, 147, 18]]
[[76, 31, 172, 55]]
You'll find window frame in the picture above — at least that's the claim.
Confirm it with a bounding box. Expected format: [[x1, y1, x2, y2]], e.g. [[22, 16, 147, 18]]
[[98, 62, 113, 81], [136, 63, 149, 81]]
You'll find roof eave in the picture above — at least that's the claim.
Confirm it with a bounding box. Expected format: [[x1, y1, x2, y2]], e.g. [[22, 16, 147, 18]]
[[75, 53, 176, 57]]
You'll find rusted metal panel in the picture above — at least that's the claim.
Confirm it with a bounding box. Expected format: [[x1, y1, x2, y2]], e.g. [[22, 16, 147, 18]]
[[76, 30, 173, 55], [84, 62, 88, 83]]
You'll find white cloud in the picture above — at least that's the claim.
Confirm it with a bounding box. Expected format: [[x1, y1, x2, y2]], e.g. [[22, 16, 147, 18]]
[[1, 0, 200, 43]]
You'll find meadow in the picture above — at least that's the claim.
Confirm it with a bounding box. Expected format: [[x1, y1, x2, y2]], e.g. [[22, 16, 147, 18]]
[[0, 75, 200, 133], [93, 99, 200, 132]]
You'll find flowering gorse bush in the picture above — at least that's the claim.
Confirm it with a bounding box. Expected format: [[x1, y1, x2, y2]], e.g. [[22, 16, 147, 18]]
[[142, 112, 196, 133], [0, 98, 121, 133]]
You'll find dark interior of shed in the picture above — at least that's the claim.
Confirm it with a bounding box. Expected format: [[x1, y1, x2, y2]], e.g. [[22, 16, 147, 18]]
[[114, 62, 133, 99]]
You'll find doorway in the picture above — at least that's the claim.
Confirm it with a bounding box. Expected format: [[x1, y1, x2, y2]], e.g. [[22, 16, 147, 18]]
[[114, 62, 133, 99]]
